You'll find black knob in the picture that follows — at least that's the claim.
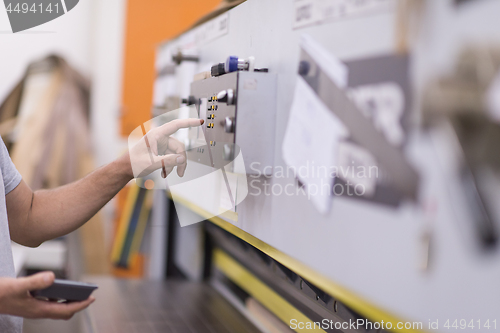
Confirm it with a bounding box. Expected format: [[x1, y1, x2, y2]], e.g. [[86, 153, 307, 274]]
[[211, 63, 226, 77], [181, 96, 196, 105], [298, 60, 310, 76]]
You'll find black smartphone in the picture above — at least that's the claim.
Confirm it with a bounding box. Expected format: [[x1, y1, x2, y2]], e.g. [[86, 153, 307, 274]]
[[30, 279, 98, 302]]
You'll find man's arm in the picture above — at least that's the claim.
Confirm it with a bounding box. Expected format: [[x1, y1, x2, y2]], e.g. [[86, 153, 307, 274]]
[[6, 153, 135, 247], [6, 118, 201, 247]]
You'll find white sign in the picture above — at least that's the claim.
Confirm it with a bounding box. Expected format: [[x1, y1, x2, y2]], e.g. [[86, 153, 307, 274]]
[[293, 0, 394, 29]]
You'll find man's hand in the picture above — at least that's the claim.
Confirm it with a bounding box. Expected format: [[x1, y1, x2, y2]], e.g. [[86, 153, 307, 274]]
[[7, 117, 204, 248], [129, 118, 204, 178], [0, 272, 94, 320]]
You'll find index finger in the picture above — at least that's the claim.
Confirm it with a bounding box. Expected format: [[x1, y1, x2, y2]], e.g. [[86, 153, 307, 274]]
[[156, 118, 203, 137]]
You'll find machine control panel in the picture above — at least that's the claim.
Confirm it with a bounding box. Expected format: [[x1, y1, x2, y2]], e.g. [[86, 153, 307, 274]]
[[187, 71, 277, 175]]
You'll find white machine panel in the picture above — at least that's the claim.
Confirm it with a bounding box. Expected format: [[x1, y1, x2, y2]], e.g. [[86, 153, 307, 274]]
[[153, 0, 500, 328]]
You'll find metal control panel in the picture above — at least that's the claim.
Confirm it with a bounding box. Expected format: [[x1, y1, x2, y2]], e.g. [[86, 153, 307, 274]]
[[188, 71, 277, 175]]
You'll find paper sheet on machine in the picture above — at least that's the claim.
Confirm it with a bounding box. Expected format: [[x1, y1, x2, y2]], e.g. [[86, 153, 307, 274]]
[[282, 34, 349, 214], [282, 77, 347, 214]]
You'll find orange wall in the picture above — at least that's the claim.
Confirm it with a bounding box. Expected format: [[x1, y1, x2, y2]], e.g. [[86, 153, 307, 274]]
[[121, 0, 220, 136]]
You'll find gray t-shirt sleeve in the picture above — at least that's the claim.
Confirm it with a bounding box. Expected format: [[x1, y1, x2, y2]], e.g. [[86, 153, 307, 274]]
[[0, 137, 22, 194]]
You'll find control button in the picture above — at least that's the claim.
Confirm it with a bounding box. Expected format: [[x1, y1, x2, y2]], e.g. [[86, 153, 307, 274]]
[[217, 90, 226, 102], [224, 117, 235, 133], [223, 144, 235, 161], [217, 89, 235, 105]]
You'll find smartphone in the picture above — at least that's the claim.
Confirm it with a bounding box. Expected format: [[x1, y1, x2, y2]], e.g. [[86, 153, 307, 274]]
[[30, 279, 98, 302]]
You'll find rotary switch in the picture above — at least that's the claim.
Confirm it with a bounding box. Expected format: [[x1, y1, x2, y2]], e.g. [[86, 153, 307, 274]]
[[217, 89, 235, 105], [224, 117, 235, 133], [223, 144, 235, 161]]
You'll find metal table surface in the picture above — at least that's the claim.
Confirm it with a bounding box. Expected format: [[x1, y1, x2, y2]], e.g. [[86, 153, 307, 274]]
[[83, 276, 260, 333]]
